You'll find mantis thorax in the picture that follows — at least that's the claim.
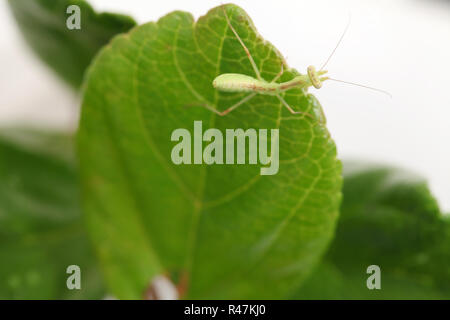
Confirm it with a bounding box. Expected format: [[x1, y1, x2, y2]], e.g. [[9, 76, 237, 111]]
[[281, 66, 329, 92]]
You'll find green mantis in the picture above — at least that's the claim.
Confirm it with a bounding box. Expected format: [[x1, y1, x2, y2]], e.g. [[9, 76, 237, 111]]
[[201, 7, 390, 117]]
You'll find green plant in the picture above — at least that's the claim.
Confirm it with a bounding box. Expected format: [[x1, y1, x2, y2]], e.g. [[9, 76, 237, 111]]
[[2, 1, 448, 299]]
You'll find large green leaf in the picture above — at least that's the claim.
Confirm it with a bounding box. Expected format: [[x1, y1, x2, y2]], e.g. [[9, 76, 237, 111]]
[[295, 162, 450, 299], [0, 130, 104, 299], [8, 0, 136, 88], [78, 4, 342, 299]]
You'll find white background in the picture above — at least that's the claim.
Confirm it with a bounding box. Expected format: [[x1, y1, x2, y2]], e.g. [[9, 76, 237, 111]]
[[1, 0, 449, 211]]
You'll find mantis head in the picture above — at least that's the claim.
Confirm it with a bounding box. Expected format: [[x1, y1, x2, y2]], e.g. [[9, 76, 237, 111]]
[[307, 66, 329, 89]]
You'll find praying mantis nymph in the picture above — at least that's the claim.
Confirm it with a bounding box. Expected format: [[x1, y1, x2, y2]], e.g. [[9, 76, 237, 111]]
[[200, 7, 390, 117]]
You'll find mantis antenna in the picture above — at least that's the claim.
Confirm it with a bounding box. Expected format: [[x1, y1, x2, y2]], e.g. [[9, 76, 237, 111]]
[[320, 14, 352, 71], [318, 14, 392, 97], [326, 77, 392, 97]]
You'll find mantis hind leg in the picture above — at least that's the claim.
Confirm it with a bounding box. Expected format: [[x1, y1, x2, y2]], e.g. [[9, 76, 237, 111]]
[[187, 93, 257, 116], [222, 7, 262, 81], [218, 93, 257, 116], [276, 94, 315, 120]]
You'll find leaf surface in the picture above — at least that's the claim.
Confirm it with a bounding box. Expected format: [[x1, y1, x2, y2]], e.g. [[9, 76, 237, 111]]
[[78, 4, 342, 299], [0, 130, 104, 299], [295, 162, 450, 299], [8, 0, 136, 88]]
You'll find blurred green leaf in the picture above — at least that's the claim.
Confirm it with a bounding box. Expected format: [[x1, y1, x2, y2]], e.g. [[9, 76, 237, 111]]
[[295, 162, 450, 299], [8, 0, 136, 88], [77, 4, 342, 299], [0, 130, 104, 299]]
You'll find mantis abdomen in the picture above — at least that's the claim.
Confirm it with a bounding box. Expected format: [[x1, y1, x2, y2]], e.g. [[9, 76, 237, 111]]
[[212, 73, 279, 95]]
